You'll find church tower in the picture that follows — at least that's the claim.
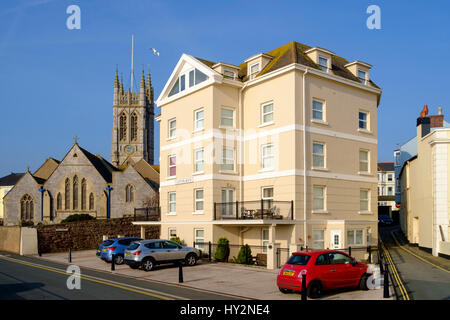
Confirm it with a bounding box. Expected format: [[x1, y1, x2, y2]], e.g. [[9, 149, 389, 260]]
[[111, 69, 154, 167]]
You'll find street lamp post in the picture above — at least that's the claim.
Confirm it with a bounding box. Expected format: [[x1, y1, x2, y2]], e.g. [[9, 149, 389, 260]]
[[105, 185, 113, 219]]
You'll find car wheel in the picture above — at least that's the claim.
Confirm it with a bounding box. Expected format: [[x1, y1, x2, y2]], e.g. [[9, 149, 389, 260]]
[[185, 253, 198, 266], [307, 281, 322, 299], [359, 273, 370, 290], [142, 258, 155, 272], [114, 254, 124, 265], [129, 264, 139, 270], [278, 287, 291, 294]]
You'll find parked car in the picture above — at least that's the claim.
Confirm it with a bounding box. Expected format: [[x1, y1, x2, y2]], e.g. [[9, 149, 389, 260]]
[[277, 250, 371, 298], [124, 239, 201, 271], [97, 237, 143, 265], [378, 214, 393, 225]]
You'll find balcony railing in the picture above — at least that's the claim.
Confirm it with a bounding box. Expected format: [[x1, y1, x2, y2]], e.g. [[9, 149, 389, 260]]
[[214, 200, 294, 221], [134, 207, 161, 222]]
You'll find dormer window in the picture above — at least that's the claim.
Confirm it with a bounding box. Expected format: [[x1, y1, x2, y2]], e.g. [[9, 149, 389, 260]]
[[318, 56, 329, 73], [358, 69, 367, 84], [249, 63, 260, 80], [169, 68, 208, 97], [223, 69, 236, 80]]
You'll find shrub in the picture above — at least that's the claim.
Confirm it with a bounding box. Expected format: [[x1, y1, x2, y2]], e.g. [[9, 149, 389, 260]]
[[214, 237, 230, 262], [61, 214, 95, 224], [235, 244, 253, 264], [170, 236, 182, 245]]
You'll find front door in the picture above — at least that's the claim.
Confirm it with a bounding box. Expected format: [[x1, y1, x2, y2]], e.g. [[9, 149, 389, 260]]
[[330, 230, 341, 249], [221, 188, 235, 218]]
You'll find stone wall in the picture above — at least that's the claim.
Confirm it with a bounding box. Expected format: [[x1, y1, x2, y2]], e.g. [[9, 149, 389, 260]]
[[36, 217, 159, 253], [0, 226, 21, 253]]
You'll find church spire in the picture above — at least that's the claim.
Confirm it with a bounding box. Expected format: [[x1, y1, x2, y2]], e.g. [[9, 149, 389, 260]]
[[140, 70, 145, 89], [114, 68, 119, 89]]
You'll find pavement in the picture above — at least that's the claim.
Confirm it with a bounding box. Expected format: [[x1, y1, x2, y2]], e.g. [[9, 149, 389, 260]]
[[30, 249, 391, 300]]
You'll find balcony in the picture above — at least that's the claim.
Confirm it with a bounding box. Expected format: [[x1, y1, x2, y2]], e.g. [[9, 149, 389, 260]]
[[134, 207, 161, 222], [214, 200, 294, 221]]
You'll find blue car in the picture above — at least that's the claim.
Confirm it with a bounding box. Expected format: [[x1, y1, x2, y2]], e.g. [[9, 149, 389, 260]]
[[378, 214, 393, 225], [97, 237, 142, 265]]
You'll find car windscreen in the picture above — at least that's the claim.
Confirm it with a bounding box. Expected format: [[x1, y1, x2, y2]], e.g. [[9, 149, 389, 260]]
[[101, 240, 114, 247], [127, 242, 140, 250], [286, 254, 310, 266]]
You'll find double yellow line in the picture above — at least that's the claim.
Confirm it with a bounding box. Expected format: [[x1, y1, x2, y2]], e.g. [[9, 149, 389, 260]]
[[0, 255, 176, 300], [381, 243, 410, 300]]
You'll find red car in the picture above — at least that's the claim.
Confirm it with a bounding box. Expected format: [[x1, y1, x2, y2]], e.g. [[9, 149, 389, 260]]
[[277, 250, 371, 298]]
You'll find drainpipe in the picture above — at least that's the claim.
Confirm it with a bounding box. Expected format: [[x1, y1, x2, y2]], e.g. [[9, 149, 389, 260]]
[[238, 83, 247, 204], [303, 68, 309, 247], [39, 186, 45, 222]]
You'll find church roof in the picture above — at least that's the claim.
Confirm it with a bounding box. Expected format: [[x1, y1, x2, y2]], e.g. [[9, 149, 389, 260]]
[[133, 159, 160, 191], [0, 173, 25, 186], [78, 146, 119, 183], [33, 158, 60, 181]]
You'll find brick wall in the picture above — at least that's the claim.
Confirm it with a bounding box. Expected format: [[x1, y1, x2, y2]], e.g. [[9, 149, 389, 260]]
[[36, 217, 159, 253]]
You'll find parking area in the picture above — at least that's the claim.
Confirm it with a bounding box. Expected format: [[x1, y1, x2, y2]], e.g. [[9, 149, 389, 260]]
[[32, 249, 391, 300]]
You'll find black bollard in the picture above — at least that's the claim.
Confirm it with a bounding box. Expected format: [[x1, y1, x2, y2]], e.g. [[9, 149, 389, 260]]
[[301, 273, 307, 301], [208, 241, 212, 263], [349, 246, 352, 257], [368, 246, 372, 263], [178, 261, 184, 283], [111, 254, 115, 271], [383, 263, 389, 298], [68, 248, 72, 263]]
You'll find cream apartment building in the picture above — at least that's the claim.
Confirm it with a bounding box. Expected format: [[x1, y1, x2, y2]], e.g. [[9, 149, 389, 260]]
[[136, 41, 382, 266], [400, 111, 450, 257]]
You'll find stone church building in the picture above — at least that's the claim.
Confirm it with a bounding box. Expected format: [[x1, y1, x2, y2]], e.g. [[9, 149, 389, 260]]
[[4, 70, 159, 226]]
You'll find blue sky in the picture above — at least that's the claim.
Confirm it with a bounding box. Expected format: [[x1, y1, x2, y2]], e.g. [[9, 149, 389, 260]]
[[0, 0, 449, 177]]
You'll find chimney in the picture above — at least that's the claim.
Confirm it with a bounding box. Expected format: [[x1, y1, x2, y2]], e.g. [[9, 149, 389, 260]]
[[417, 116, 430, 138]]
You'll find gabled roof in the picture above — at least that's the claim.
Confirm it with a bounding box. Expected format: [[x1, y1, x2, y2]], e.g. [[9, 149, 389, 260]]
[[78, 146, 119, 183], [0, 173, 25, 186], [133, 159, 160, 191], [33, 158, 60, 181]]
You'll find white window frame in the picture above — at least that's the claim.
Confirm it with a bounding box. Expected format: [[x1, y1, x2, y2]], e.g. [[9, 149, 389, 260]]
[[194, 188, 204, 213], [358, 69, 367, 84], [261, 144, 274, 171], [249, 62, 260, 80], [318, 56, 329, 73], [221, 147, 235, 172], [194, 229, 205, 250], [168, 155, 176, 178], [261, 102, 274, 125], [359, 111, 369, 131], [360, 189, 370, 213], [313, 185, 326, 212], [312, 230, 325, 249], [262, 228, 269, 253], [168, 192, 176, 215], [168, 118, 176, 139], [223, 69, 236, 80], [220, 107, 234, 127], [312, 142, 325, 169], [194, 109, 204, 131], [168, 228, 177, 238], [194, 148, 204, 174], [359, 149, 370, 173], [347, 229, 364, 246], [312, 99, 325, 121]]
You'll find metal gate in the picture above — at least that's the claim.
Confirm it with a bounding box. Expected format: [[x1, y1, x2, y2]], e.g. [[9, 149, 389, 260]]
[[276, 247, 290, 268]]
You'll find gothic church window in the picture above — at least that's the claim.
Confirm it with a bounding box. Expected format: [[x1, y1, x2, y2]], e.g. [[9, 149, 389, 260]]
[[131, 113, 138, 141], [73, 175, 78, 210], [89, 193, 95, 210], [120, 113, 127, 141], [20, 194, 34, 221], [57, 193, 62, 210], [65, 178, 70, 209], [81, 178, 87, 210], [125, 184, 135, 203]]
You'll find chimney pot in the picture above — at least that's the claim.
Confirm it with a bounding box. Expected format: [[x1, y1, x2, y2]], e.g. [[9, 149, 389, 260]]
[[438, 107, 442, 115]]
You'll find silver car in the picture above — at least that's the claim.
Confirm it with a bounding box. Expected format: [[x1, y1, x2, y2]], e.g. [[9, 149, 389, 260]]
[[124, 239, 201, 271]]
